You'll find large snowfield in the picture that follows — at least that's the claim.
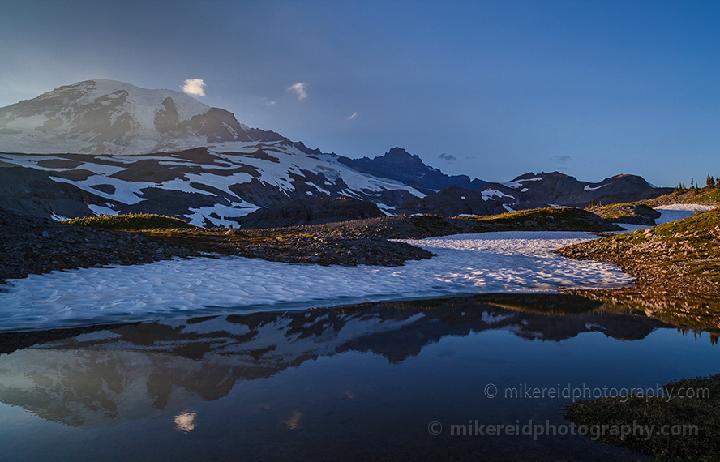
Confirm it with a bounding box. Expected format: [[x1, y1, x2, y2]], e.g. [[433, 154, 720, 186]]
[[0, 231, 633, 331], [0, 203, 712, 331]]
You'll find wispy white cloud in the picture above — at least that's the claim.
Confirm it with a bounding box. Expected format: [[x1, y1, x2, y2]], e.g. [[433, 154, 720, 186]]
[[182, 79, 206, 97], [346, 112, 359, 120], [287, 82, 307, 100]]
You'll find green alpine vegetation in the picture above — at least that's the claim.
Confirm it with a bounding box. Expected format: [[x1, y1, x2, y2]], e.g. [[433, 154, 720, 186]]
[[64, 213, 195, 231], [567, 374, 720, 461]]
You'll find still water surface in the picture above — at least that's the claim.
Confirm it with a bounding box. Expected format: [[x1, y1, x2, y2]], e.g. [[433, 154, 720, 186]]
[[0, 294, 716, 461]]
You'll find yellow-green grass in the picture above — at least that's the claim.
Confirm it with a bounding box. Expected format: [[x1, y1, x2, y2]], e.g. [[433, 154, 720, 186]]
[[648, 185, 720, 206], [64, 213, 194, 231]]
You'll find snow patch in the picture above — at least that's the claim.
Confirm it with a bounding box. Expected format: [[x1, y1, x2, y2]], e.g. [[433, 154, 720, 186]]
[[482, 189, 515, 201], [187, 202, 259, 227], [655, 203, 715, 212], [0, 232, 632, 331], [584, 183, 609, 191]]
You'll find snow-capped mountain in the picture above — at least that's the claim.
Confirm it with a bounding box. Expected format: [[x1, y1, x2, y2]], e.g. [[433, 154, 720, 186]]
[[0, 79, 283, 155], [0, 145, 425, 226], [0, 79, 671, 226]]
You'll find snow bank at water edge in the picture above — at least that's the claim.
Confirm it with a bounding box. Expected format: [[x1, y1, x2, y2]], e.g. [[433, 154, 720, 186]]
[[0, 232, 633, 331], [612, 203, 715, 231], [655, 203, 716, 224]]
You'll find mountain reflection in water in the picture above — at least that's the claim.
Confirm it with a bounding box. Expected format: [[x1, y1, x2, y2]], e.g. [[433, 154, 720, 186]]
[[0, 293, 717, 461]]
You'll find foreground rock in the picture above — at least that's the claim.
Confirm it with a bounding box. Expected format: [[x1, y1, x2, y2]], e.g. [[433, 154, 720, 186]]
[[0, 210, 197, 283], [0, 211, 434, 283]]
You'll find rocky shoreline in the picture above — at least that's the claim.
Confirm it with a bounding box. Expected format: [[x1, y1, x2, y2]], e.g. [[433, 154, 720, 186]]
[[0, 210, 202, 284], [0, 210, 435, 284], [558, 207, 720, 328]]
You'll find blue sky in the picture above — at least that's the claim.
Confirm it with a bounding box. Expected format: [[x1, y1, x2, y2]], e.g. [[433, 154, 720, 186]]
[[1, 0, 719, 185]]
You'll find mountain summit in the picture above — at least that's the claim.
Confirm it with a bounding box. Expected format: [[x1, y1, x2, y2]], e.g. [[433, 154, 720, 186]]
[[0, 79, 283, 154], [339, 147, 489, 194]]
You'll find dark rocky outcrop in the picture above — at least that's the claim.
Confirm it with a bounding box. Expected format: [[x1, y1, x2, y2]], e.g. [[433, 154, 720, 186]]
[[338, 147, 489, 194], [186, 107, 284, 143], [0, 208, 197, 283], [0, 165, 98, 218]]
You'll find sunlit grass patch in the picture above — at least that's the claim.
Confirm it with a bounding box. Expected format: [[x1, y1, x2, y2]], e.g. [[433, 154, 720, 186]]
[[64, 213, 194, 231]]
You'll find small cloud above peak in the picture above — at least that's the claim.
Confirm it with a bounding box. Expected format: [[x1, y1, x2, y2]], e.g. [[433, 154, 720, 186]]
[[346, 112, 358, 120], [552, 154, 573, 163], [439, 153, 457, 161], [551, 154, 573, 171], [287, 82, 307, 101], [182, 79, 206, 97]]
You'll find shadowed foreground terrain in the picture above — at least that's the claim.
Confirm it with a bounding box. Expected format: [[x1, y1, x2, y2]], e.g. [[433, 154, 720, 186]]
[[567, 374, 720, 461], [1, 207, 618, 282]]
